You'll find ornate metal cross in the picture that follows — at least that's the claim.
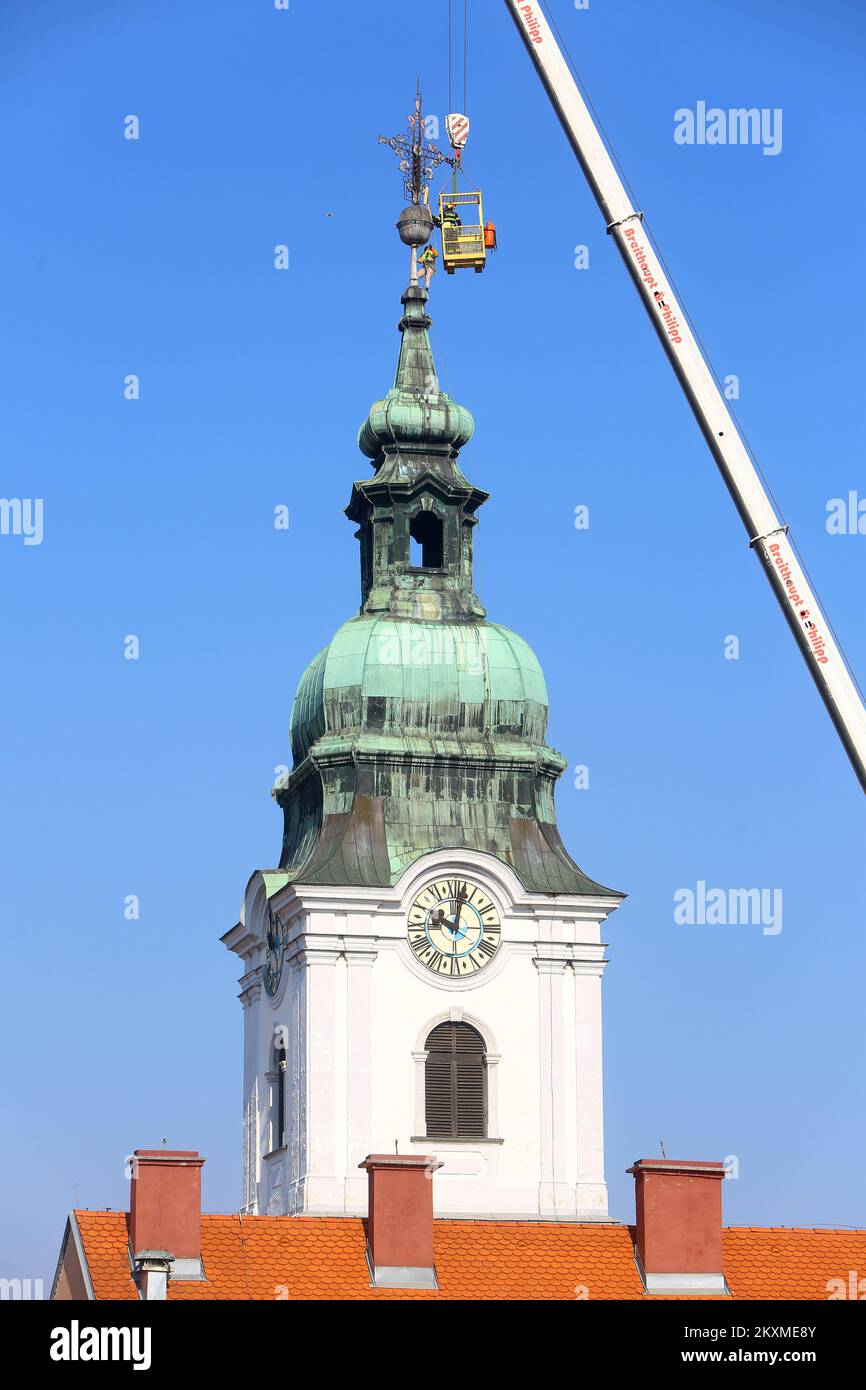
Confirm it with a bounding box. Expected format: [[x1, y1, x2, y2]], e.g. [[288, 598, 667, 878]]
[[379, 83, 450, 205]]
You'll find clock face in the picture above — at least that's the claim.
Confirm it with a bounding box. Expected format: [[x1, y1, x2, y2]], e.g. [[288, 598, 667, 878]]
[[407, 878, 502, 978], [264, 907, 286, 997]]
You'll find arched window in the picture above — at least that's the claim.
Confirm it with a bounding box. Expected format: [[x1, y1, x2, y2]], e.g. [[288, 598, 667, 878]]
[[409, 511, 444, 569], [269, 1030, 287, 1151], [424, 1021, 487, 1139]]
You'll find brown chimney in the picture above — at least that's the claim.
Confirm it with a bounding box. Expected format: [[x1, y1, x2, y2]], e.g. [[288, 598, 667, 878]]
[[129, 1150, 205, 1279], [359, 1154, 442, 1289], [627, 1159, 728, 1295]]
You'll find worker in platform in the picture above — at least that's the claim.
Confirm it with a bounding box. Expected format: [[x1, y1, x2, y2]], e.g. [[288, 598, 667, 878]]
[[442, 203, 462, 228], [419, 242, 439, 288]]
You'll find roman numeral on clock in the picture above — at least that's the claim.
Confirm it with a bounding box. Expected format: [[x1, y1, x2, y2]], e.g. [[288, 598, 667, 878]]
[[407, 879, 501, 975]]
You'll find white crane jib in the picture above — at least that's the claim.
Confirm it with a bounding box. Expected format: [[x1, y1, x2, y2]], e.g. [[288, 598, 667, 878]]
[[505, 0, 866, 794]]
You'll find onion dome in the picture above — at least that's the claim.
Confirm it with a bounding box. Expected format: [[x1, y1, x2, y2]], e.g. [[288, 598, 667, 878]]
[[358, 286, 474, 470], [290, 616, 549, 766]]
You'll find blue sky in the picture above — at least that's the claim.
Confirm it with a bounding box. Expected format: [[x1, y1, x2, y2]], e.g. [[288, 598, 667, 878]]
[[2, 0, 865, 1285]]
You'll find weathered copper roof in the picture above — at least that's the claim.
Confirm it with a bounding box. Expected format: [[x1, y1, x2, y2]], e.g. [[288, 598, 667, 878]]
[[273, 284, 621, 898], [358, 285, 474, 468], [290, 617, 549, 764]]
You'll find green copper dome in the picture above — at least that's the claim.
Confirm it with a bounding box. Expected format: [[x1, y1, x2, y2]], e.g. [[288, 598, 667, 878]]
[[290, 616, 549, 765], [272, 281, 620, 899]]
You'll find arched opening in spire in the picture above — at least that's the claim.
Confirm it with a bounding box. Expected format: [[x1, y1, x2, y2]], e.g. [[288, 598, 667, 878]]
[[409, 511, 444, 569]]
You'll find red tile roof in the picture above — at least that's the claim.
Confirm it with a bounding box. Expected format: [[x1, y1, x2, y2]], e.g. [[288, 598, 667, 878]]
[[71, 1210, 866, 1301]]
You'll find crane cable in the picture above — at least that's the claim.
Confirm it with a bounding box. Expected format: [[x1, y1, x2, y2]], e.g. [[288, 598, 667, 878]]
[[446, 1, 469, 116], [446, 1, 470, 199], [464, 0, 469, 115], [450, 0, 458, 115]]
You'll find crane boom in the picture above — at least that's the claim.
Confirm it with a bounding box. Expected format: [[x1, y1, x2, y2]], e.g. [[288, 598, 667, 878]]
[[505, 0, 866, 793]]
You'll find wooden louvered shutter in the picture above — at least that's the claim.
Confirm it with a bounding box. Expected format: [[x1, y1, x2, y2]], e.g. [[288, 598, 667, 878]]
[[425, 1031, 453, 1137], [453, 1024, 486, 1137], [424, 1022, 487, 1139]]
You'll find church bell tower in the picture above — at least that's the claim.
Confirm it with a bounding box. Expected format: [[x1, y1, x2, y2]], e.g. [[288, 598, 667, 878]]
[[223, 274, 624, 1221]]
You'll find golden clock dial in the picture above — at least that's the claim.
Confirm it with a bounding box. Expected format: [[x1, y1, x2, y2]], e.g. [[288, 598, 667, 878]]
[[407, 878, 501, 978]]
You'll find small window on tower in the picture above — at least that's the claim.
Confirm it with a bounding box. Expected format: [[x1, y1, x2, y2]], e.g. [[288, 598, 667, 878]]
[[269, 1031, 287, 1152], [424, 1021, 487, 1139], [409, 511, 444, 569]]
